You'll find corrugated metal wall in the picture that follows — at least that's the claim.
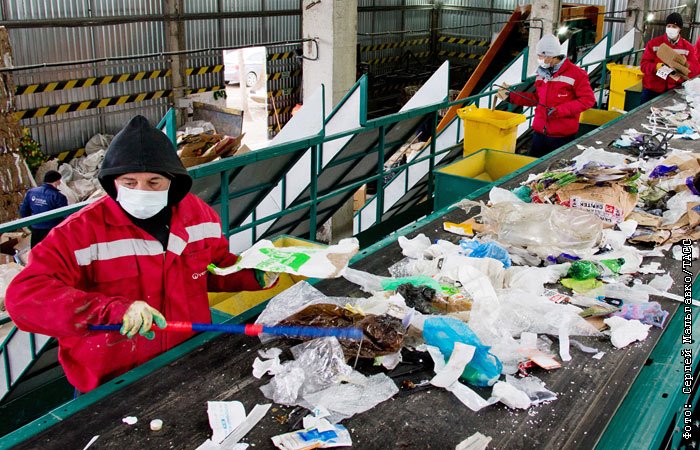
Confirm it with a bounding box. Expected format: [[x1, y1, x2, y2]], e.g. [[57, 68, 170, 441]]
[[2, 0, 301, 155]]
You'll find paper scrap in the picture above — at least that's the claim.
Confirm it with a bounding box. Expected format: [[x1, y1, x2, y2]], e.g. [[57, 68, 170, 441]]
[[592, 352, 605, 360], [122, 416, 137, 425], [558, 325, 571, 362], [455, 432, 493, 450], [207, 401, 247, 444], [430, 342, 476, 388], [569, 339, 599, 354], [604, 317, 651, 349], [219, 404, 272, 448], [492, 381, 531, 409], [445, 381, 499, 412], [271, 424, 352, 450], [253, 354, 283, 379]]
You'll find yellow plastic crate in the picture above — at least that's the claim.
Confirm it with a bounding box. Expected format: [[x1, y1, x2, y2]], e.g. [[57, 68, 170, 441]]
[[606, 63, 643, 112], [208, 235, 323, 317], [457, 106, 526, 156]]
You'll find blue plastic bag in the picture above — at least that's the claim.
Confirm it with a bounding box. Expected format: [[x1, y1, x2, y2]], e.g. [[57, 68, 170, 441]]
[[459, 239, 512, 268], [423, 317, 502, 387]]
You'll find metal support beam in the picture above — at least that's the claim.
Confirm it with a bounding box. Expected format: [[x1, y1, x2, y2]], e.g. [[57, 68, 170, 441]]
[[625, 0, 647, 50], [164, 0, 187, 127], [527, 0, 561, 75]]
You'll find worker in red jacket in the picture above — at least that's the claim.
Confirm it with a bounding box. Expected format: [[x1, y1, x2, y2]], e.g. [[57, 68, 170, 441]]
[[640, 13, 700, 104], [497, 34, 596, 157], [5, 115, 278, 393]]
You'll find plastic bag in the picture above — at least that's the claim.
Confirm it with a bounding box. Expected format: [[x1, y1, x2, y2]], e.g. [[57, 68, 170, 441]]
[[612, 302, 669, 327], [210, 238, 359, 279], [459, 201, 603, 256], [398, 234, 431, 259], [504, 375, 557, 405], [423, 317, 502, 387], [459, 239, 512, 268], [567, 258, 624, 280], [495, 289, 601, 337], [396, 283, 436, 314], [488, 186, 524, 204], [301, 373, 398, 423], [260, 337, 352, 405], [278, 304, 405, 358]]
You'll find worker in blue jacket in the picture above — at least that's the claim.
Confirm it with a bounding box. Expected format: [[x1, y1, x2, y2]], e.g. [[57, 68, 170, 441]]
[[20, 170, 68, 248]]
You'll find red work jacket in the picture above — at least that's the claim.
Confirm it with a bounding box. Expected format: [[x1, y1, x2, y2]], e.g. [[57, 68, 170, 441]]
[[6, 193, 263, 392], [509, 59, 596, 137], [640, 35, 700, 93]]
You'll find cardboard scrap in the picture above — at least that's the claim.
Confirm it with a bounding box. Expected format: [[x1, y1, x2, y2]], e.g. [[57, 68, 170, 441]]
[[656, 43, 691, 78], [178, 133, 246, 168], [556, 182, 638, 226]]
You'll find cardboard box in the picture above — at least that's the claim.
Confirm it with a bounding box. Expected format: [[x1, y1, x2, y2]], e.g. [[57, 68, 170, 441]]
[[354, 185, 367, 212]]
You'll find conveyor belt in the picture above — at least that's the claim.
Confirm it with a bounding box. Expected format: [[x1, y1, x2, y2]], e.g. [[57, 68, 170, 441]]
[[9, 92, 699, 449]]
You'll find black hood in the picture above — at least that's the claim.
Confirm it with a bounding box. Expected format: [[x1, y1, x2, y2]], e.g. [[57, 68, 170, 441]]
[[99, 115, 192, 205]]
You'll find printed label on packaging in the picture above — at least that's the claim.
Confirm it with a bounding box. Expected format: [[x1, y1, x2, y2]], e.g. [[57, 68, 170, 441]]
[[569, 197, 624, 224]]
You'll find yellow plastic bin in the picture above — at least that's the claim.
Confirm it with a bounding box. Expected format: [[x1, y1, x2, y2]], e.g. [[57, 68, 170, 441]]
[[606, 63, 643, 112], [434, 149, 536, 210], [456, 106, 526, 156], [577, 109, 623, 137], [208, 235, 323, 317]]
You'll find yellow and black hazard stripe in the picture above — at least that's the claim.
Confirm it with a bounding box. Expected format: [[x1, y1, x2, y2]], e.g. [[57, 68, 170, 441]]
[[55, 147, 86, 164], [186, 65, 223, 76], [437, 36, 490, 47], [364, 51, 430, 66], [188, 86, 224, 95], [14, 85, 223, 120], [268, 51, 298, 61], [360, 38, 430, 53], [267, 69, 302, 81], [267, 87, 301, 98], [15, 65, 223, 96], [437, 50, 485, 60], [267, 105, 295, 117]]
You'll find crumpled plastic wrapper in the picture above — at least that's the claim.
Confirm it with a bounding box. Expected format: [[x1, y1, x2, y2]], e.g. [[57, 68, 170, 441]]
[[259, 337, 398, 422]]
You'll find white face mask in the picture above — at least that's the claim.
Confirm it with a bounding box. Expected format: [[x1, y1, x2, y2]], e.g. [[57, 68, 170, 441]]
[[116, 184, 169, 219], [666, 27, 680, 40], [538, 57, 551, 69]]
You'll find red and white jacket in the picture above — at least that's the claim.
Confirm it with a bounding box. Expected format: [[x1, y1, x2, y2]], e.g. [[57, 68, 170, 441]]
[[640, 34, 700, 93], [509, 59, 596, 138], [6, 193, 264, 392]]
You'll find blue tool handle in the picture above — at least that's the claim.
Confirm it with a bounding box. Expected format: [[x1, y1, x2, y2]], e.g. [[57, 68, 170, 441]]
[[89, 324, 121, 331], [88, 323, 364, 341]]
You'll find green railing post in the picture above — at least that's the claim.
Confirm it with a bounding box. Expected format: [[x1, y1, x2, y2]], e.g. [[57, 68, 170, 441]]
[[156, 108, 177, 149], [375, 126, 386, 224], [220, 170, 230, 237], [309, 143, 321, 239], [427, 110, 438, 196]]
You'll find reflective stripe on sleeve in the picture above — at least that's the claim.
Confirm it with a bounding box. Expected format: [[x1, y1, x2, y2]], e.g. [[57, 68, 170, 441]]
[[551, 75, 575, 85], [186, 222, 222, 243]]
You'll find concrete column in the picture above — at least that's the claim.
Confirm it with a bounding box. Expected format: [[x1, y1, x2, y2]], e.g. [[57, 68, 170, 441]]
[[164, 0, 187, 127], [527, 0, 561, 75], [624, 0, 646, 51], [303, 0, 358, 242]]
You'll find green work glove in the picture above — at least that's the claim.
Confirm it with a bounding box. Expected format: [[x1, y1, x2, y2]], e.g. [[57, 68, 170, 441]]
[[121, 301, 167, 340]]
